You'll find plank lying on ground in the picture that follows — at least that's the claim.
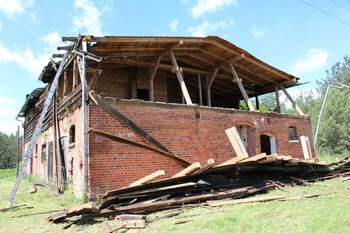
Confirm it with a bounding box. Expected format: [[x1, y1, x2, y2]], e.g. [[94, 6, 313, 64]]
[[216, 156, 245, 167], [192, 159, 215, 175], [83, 187, 256, 218], [258, 153, 278, 164], [128, 170, 165, 187], [88, 128, 190, 167], [117, 182, 197, 199], [206, 194, 289, 207], [172, 162, 201, 178], [239, 153, 267, 163]]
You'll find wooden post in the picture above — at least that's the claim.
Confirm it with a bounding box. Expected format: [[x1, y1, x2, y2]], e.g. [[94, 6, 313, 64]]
[[149, 56, 161, 101], [229, 64, 255, 111], [275, 85, 281, 113], [206, 68, 219, 107], [63, 71, 68, 97], [73, 59, 79, 89], [255, 95, 260, 110], [198, 74, 202, 105], [169, 51, 192, 105], [128, 68, 138, 99], [279, 85, 305, 115]]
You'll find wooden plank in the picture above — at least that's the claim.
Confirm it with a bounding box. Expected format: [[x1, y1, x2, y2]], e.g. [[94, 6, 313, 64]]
[[88, 128, 191, 167], [225, 126, 249, 159], [239, 153, 267, 163], [128, 170, 165, 187], [169, 51, 193, 105], [123, 220, 146, 229], [279, 85, 305, 115], [300, 136, 312, 160], [216, 156, 245, 167], [118, 182, 197, 198], [258, 153, 278, 164], [172, 162, 201, 178], [119, 214, 145, 221], [229, 63, 255, 111], [192, 159, 215, 175], [84, 187, 252, 218], [207, 194, 289, 207]]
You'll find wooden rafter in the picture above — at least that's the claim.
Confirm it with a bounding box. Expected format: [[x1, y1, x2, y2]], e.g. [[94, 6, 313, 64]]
[[279, 85, 305, 116], [229, 64, 255, 111], [169, 51, 192, 105]]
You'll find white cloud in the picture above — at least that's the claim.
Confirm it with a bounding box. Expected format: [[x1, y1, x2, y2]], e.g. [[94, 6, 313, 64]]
[[169, 19, 179, 32], [0, 0, 25, 17], [72, 0, 103, 36], [292, 48, 329, 74], [188, 19, 234, 37], [41, 30, 60, 47], [0, 95, 20, 135], [0, 21, 2, 30], [191, 0, 238, 18], [0, 0, 33, 18], [0, 42, 51, 77], [251, 26, 267, 38]]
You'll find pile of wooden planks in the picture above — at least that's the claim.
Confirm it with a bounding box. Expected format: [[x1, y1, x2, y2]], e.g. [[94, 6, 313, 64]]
[[48, 155, 350, 223]]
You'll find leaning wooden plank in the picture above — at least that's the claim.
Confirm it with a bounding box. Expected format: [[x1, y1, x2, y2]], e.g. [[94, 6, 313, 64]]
[[239, 153, 267, 163], [129, 170, 165, 187], [192, 159, 215, 175], [225, 126, 249, 159], [300, 135, 312, 160], [89, 91, 172, 154], [206, 194, 289, 207], [172, 162, 201, 178], [88, 128, 190, 167]]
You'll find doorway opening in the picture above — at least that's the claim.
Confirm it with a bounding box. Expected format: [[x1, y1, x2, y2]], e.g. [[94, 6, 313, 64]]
[[260, 134, 276, 155]]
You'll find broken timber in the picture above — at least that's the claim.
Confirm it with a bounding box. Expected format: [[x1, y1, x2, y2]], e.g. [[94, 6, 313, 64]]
[[88, 128, 190, 167]]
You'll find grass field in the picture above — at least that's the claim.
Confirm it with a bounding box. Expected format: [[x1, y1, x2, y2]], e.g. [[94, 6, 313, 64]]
[[1, 169, 350, 233]]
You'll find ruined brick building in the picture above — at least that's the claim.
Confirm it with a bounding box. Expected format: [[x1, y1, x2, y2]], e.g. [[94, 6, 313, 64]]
[[18, 35, 314, 198]]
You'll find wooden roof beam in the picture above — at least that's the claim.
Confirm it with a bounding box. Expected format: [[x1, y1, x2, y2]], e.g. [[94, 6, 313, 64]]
[[207, 39, 292, 81], [229, 63, 255, 111], [169, 51, 193, 105]]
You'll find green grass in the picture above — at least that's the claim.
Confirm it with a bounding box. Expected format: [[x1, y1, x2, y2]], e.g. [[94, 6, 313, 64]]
[[1, 169, 350, 233], [143, 179, 350, 233]]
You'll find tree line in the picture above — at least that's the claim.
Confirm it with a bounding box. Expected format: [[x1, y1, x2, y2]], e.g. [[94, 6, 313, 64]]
[[0, 131, 22, 169]]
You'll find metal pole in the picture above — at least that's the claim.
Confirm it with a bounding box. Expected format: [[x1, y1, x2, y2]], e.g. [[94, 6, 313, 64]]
[[82, 41, 87, 201], [314, 83, 349, 145]]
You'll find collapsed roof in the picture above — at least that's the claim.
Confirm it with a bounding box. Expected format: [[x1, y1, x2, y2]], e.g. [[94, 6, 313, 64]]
[[42, 35, 299, 96]]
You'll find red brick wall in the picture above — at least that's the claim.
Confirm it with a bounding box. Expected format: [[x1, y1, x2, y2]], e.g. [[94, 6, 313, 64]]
[[87, 99, 314, 197]]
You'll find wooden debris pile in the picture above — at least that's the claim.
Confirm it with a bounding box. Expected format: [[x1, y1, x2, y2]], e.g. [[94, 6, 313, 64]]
[[48, 154, 350, 224]]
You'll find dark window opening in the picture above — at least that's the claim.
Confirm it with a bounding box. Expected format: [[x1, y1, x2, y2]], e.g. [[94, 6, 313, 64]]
[[288, 127, 298, 140], [69, 125, 75, 144], [260, 134, 271, 155], [137, 89, 149, 101]]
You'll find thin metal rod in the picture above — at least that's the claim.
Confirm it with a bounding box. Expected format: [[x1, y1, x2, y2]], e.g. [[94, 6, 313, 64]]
[[314, 84, 346, 144]]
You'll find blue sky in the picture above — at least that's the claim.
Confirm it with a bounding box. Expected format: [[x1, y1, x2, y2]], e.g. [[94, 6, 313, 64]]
[[0, 0, 349, 134]]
